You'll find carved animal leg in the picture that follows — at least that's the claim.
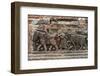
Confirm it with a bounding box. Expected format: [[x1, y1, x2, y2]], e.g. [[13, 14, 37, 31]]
[[55, 45, 58, 51], [37, 44, 42, 51], [49, 45, 52, 51], [43, 44, 47, 51]]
